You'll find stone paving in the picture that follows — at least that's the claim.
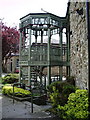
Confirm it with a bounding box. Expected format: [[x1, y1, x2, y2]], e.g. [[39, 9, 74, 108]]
[[0, 95, 2, 120], [0, 94, 59, 120]]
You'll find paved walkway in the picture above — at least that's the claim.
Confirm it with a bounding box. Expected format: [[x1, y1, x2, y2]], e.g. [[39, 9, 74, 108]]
[[0, 94, 2, 120], [0, 94, 59, 120]]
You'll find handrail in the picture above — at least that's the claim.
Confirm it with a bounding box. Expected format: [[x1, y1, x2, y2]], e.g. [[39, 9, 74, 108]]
[[12, 82, 26, 104]]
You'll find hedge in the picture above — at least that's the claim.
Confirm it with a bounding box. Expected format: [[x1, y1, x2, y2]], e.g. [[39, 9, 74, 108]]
[[2, 85, 31, 97], [2, 73, 19, 84], [57, 89, 89, 120], [47, 81, 76, 106]]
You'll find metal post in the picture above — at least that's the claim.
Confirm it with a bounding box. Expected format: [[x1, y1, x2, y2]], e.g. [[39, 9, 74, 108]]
[[44, 75, 46, 89], [47, 27, 51, 85], [47, 66, 51, 85], [28, 18, 33, 113], [41, 30, 43, 43], [39, 67, 43, 94], [67, 31, 70, 62], [35, 31, 37, 43], [59, 29, 63, 81], [31, 87, 33, 113], [28, 66, 31, 89], [59, 66, 62, 81], [13, 84, 14, 104], [19, 24, 23, 83], [66, 24, 70, 77], [28, 25, 32, 87]]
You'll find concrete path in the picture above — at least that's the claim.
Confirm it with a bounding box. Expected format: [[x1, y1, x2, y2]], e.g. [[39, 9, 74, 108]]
[[0, 94, 59, 120], [0, 94, 2, 120]]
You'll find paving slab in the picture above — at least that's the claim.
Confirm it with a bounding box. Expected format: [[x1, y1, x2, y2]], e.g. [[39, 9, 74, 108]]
[[0, 94, 2, 120], [0, 95, 59, 120]]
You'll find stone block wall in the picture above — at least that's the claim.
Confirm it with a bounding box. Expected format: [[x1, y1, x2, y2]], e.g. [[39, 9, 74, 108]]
[[69, 2, 88, 89]]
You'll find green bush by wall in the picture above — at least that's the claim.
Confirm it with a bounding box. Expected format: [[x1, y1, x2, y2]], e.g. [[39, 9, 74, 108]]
[[47, 81, 76, 106], [47, 81, 89, 119], [57, 89, 89, 120]]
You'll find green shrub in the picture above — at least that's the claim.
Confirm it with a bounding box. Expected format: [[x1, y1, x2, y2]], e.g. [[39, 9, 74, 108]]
[[0, 77, 2, 84], [49, 86, 60, 107], [66, 76, 75, 86], [57, 89, 89, 120], [2, 84, 13, 95], [47, 81, 76, 107], [2, 74, 19, 84], [2, 85, 31, 97]]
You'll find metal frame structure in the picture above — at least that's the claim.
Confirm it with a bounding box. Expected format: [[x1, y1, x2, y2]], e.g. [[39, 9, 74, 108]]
[[19, 13, 70, 88]]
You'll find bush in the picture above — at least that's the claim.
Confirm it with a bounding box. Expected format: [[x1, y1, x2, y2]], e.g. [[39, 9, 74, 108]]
[[66, 76, 75, 86], [2, 74, 19, 84], [0, 77, 2, 84], [57, 90, 89, 120], [47, 81, 76, 106], [2, 85, 12, 95], [2, 85, 31, 97]]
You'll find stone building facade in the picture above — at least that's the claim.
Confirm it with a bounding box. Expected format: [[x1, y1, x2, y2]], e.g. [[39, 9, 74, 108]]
[[68, 2, 89, 89], [6, 53, 19, 73]]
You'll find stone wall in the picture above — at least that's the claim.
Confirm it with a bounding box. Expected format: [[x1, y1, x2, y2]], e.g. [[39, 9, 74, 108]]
[[69, 2, 88, 89]]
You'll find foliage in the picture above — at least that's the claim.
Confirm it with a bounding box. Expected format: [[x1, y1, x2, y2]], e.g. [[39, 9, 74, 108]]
[[2, 73, 19, 84], [47, 81, 76, 107], [57, 90, 89, 120], [2, 85, 12, 95], [0, 77, 2, 93], [2, 85, 31, 97], [0, 77, 2, 84], [66, 76, 75, 86], [1, 22, 19, 72], [2, 22, 19, 60]]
